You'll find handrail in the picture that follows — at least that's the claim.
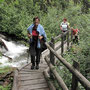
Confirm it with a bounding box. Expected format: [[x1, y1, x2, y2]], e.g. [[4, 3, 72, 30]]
[[43, 68, 56, 90], [54, 30, 70, 41], [44, 30, 72, 89], [45, 42, 90, 89], [54, 34, 62, 41], [45, 56, 68, 90]]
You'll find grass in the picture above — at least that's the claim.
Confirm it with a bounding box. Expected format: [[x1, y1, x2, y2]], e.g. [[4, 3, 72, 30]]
[[0, 66, 15, 74]]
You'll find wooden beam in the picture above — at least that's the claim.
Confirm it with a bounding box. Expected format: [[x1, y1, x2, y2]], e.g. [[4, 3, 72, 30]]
[[45, 42, 90, 89], [45, 57, 68, 90], [43, 68, 56, 90], [54, 34, 62, 41], [12, 69, 18, 90]]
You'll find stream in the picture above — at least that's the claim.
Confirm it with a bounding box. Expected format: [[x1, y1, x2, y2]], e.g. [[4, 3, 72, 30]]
[[0, 39, 29, 68]]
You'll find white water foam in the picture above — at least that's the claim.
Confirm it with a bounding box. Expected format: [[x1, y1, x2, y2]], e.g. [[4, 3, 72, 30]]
[[0, 39, 28, 68]]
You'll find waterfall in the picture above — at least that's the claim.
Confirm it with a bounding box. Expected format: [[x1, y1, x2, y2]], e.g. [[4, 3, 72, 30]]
[[0, 39, 29, 67]]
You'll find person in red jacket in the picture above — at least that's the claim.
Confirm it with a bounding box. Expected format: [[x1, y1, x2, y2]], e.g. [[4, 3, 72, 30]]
[[71, 26, 80, 44]]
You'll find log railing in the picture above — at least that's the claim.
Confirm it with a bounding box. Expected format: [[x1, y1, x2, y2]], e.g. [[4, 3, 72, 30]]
[[44, 30, 90, 90]]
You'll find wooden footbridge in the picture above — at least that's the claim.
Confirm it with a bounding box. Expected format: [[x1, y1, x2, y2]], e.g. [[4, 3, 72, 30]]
[[12, 30, 90, 90]]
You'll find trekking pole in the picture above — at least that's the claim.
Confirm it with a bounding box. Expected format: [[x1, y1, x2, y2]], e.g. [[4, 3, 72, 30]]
[[27, 48, 30, 64], [27, 40, 30, 64]]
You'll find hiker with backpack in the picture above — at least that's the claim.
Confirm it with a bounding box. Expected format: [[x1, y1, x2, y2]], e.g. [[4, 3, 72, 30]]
[[27, 16, 47, 70]]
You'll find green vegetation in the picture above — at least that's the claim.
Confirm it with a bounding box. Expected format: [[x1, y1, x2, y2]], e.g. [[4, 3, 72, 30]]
[[0, 66, 15, 73], [0, 0, 89, 41], [0, 0, 90, 89], [0, 66, 15, 90], [0, 84, 11, 90]]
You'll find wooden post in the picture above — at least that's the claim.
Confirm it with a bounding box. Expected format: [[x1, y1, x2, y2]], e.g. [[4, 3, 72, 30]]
[[61, 33, 64, 56], [50, 37, 55, 78], [71, 60, 79, 90], [50, 37, 55, 65], [67, 31, 69, 50], [71, 30, 73, 47]]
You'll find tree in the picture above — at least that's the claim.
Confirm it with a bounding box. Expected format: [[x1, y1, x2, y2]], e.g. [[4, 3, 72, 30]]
[[82, 0, 90, 13]]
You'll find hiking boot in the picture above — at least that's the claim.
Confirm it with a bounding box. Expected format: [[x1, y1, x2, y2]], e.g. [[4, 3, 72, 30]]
[[36, 64, 39, 69], [31, 64, 35, 70]]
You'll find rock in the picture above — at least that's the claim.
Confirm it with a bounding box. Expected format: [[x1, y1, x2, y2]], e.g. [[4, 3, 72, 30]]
[[0, 38, 8, 51]]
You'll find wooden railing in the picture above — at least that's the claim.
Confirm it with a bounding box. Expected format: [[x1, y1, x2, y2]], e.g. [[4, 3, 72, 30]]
[[44, 30, 90, 90]]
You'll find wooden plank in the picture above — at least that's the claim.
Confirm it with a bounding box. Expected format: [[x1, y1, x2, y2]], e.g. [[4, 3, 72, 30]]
[[19, 87, 49, 90], [19, 68, 45, 74], [31, 88, 49, 90], [19, 70, 41, 73], [19, 79, 46, 86], [19, 71, 42, 74], [19, 83, 48, 90], [23, 65, 48, 70], [19, 73, 44, 77], [19, 71, 43, 74], [19, 74, 44, 81], [24, 64, 48, 68], [21, 68, 45, 72]]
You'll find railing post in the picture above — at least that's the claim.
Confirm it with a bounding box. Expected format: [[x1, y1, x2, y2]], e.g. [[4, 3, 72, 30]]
[[67, 31, 69, 50], [71, 29, 73, 47], [50, 37, 55, 65], [50, 37, 55, 78], [61, 33, 64, 56], [71, 60, 80, 90]]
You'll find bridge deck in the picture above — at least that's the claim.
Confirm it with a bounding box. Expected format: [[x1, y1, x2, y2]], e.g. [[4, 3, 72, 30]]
[[13, 41, 70, 90], [17, 62, 49, 90]]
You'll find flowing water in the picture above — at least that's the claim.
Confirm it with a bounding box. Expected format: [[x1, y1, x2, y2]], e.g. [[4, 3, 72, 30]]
[[0, 39, 29, 68]]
